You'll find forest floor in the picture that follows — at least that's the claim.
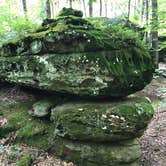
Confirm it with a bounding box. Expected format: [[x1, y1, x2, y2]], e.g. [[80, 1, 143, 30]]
[[0, 63, 166, 166]]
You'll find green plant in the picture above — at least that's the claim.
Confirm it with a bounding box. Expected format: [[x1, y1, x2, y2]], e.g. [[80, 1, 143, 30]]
[[0, 6, 39, 46], [16, 153, 32, 166]]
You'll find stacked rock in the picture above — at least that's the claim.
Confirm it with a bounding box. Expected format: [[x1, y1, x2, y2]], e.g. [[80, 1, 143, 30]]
[[0, 8, 154, 166], [50, 97, 153, 166]]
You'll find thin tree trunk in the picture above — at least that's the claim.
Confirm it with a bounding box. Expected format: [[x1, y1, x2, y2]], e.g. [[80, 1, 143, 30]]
[[151, 0, 158, 67], [127, 0, 131, 21], [82, 0, 87, 17], [54, 0, 59, 16], [22, 0, 28, 20], [104, 0, 107, 17], [141, 0, 145, 24], [50, 0, 54, 18], [69, 0, 72, 8], [89, 0, 93, 17], [134, 0, 137, 15], [46, 0, 51, 18], [145, 0, 149, 43], [99, 0, 102, 16]]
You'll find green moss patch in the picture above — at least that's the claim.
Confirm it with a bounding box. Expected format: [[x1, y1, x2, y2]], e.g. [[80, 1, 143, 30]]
[[16, 153, 32, 166], [0, 101, 54, 150], [51, 96, 154, 142]]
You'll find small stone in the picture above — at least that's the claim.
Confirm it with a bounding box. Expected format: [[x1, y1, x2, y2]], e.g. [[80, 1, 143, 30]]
[[29, 99, 54, 118]]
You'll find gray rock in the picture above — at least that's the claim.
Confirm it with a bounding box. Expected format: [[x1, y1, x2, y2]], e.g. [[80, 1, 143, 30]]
[[29, 99, 54, 117]]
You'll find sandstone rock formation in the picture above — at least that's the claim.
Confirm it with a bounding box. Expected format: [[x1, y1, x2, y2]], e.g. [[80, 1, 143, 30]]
[[0, 8, 154, 98], [0, 8, 155, 166], [51, 97, 153, 142]]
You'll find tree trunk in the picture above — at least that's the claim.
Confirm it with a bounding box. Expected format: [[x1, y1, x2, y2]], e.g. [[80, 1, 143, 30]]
[[82, 0, 87, 16], [134, 0, 137, 15], [54, 0, 60, 16], [151, 0, 158, 67], [99, 0, 102, 16], [141, 0, 145, 24], [89, 0, 93, 17], [104, 0, 107, 17], [46, 0, 51, 18], [127, 0, 131, 21], [69, 0, 72, 8], [145, 0, 149, 43], [50, 0, 55, 18], [22, 0, 28, 20]]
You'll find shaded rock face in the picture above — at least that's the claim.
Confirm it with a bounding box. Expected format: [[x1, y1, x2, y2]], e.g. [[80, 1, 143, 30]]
[[51, 97, 154, 142], [0, 8, 154, 98], [52, 137, 141, 166], [0, 88, 153, 166]]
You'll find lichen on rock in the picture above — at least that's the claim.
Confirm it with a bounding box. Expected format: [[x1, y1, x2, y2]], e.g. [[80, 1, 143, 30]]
[[28, 99, 55, 118], [51, 96, 154, 142], [0, 8, 155, 166], [0, 8, 154, 98]]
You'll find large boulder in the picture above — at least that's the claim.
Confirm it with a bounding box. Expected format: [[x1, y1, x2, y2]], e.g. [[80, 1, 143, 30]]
[[51, 96, 154, 142], [0, 8, 154, 98], [51, 137, 141, 166]]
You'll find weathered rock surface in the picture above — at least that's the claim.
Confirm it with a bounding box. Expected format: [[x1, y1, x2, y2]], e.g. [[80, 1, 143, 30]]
[[0, 87, 154, 166], [0, 99, 142, 166], [51, 96, 154, 142], [52, 137, 141, 166], [0, 8, 154, 98], [0, 101, 54, 150], [28, 99, 54, 117]]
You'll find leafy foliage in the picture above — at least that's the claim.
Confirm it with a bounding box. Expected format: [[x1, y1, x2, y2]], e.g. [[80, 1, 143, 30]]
[[0, 5, 39, 46]]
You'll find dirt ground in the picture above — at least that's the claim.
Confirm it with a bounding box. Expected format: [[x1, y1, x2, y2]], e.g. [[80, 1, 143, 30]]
[[138, 63, 166, 166], [0, 63, 166, 166]]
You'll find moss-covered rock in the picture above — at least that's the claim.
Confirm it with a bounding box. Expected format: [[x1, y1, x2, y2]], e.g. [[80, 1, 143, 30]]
[[51, 96, 154, 142], [0, 8, 154, 98], [0, 50, 154, 98], [51, 137, 141, 166], [28, 99, 55, 117], [0, 101, 54, 150]]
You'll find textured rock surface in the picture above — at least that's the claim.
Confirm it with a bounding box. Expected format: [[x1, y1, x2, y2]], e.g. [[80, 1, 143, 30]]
[[0, 8, 154, 98], [51, 96, 154, 142], [51, 137, 141, 166], [0, 86, 154, 166], [28, 99, 55, 117], [0, 101, 54, 150]]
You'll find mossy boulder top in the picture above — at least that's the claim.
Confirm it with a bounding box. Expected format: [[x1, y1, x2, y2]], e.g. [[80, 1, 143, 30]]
[[0, 8, 154, 98], [51, 96, 154, 142]]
